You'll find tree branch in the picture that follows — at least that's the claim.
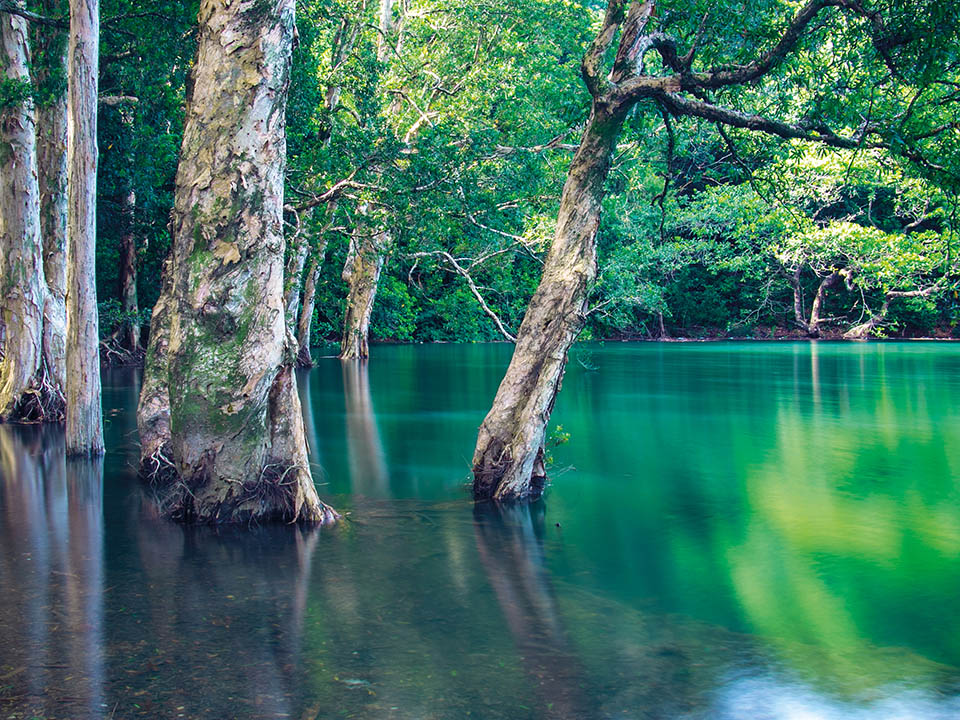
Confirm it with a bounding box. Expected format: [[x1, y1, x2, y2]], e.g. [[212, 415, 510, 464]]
[[0, 0, 66, 28]]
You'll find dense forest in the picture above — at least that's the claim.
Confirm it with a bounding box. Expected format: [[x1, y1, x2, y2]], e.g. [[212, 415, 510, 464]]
[[1, 0, 959, 519], [64, 0, 960, 349]]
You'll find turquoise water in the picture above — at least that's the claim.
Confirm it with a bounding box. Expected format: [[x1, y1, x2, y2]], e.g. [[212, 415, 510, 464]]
[[2, 342, 960, 718]]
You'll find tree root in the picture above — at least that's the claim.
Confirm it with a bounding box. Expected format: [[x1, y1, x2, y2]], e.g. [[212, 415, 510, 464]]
[[99, 332, 146, 366], [139, 453, 337, 525], [2, 364, 65, 424]]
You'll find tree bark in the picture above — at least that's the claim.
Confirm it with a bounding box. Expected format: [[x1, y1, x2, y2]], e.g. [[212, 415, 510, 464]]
[[339, 225, 387, 360], [806, 270, 840, 338], [0, 8, 64, 422], [65, 0, 103, 455], [34, 0, 68, 397], [137, 0, 336, 524], [137, 256, 172, 468], [118, 187, 140, 351], [283, 217, 310, 332], [472, 103, 626, 501], [296, 245, 325, 367]]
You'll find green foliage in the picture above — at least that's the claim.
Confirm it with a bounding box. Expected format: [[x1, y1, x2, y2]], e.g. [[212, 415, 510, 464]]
[[0, 78, 32, 109], [79, 0, 960, 344]]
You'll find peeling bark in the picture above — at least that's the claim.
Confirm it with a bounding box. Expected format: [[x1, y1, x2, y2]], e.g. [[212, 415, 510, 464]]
[[339, 224, 388, 361], [137, 0, 336, 524], [65, 0, 104, 455], [0, 9, 64, 422], [472, 103, 626, 501]]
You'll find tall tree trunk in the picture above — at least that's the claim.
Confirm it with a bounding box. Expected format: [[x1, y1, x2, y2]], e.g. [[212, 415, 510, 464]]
[[138, 0, 336, 524], [0, 9, 64, 422], [296, 245, 325, 367], [34, 0, 68, 400], [65, 0, 104, 455], [118, 188, 140, 351], [339, 226, 387, 360], [472, 103, 626, 501]]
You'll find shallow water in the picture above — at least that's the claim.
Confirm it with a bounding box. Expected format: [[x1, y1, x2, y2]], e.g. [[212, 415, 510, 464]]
[[2, 341, 960, 719]]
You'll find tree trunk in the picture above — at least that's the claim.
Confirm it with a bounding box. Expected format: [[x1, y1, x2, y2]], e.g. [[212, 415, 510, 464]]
[[806, 270, 840, 338], [790, 266, 806, 330], [118, 188, 140, 351], [65, 0, 104, 455], [138, 0, 336, 524], [296, 246, 325, 367], [283, 220, 310, 332], [34, 0, 68, 399], [472, 103, 626, 501], [137, 257, 173, 468], [0, 10, 64, 422], [339, 227, 387, 360]]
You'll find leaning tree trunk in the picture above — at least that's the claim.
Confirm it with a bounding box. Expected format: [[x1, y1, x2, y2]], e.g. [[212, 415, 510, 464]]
[[296, 246, 325, 367], [118, 188, 140, 352], [34, 0, 69, 398], [472, 103, 627, 501], [0, 9, 64, 422], [138, 0, 336, 524], [65, 0, 104, 455], [339, 227, 387, 360]]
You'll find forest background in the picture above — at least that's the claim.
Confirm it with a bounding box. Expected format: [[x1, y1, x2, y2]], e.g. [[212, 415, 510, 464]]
[[77, 0, 960, 348]]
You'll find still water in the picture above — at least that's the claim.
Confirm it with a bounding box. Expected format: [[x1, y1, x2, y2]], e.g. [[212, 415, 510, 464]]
[[2, 342, 960, 719]]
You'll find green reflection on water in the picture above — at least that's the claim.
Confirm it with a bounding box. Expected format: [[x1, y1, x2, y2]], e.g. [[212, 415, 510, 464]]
[[1, 342, 960, 718]]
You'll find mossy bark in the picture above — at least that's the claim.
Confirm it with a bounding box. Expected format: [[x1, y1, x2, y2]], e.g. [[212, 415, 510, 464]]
[[65, 0, 104, 455], [472, 103, 626, 501], [339, 225, 387, 361], [0, 10, 64, 422], [137, 0, 337, 524]]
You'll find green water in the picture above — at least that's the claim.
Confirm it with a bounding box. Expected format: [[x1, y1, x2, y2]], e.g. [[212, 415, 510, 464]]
[[2, 342, 960, 718]]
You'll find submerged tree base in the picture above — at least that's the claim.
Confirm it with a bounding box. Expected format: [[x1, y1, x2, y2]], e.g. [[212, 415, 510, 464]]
[[140, 449, 339, 525]]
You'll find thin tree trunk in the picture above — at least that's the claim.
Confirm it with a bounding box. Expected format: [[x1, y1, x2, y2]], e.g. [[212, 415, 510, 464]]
[[138, 0, 336, 524], [118, 188, 140, 351], [296, 246, 325, 367], [35, 0, 68, 397], [339, 226, 387, 360], [790, 265, 806, 330], [65, 0, 104, 455], [472, 103, 626, 501], [0, 9, 64, 422], [283, 219, 310, 332], [806, 270, 840, 338]]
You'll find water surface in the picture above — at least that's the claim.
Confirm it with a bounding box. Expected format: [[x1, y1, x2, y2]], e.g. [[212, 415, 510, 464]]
[[2, 342, 959, 718]]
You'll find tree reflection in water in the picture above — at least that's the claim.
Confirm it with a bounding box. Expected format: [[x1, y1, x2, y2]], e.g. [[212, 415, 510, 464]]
[[0, 425, 104, 718], [473, 502, 594, 718]]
